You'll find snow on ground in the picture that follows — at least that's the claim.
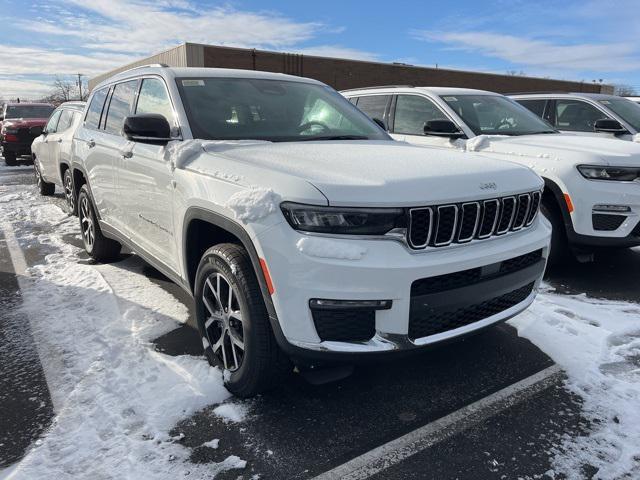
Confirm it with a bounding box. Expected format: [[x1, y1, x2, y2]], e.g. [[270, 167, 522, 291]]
[[0, 185, 247, 479], [512, 285, 640, 479]]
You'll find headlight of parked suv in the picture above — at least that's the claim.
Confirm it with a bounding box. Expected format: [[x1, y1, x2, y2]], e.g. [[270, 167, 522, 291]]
[[281, 202, 405, 235], [577, 165, 640, 182]]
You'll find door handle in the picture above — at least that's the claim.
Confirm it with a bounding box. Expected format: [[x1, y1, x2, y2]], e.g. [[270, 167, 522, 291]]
[[88, 139, 95, 148], [57, 139, 63, 143]]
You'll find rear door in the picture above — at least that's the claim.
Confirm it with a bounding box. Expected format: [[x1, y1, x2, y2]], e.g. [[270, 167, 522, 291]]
[[550, 98, 613, 136], [45, 109, 75, 184], [38, 110, 62, 181], [118, 76, 179, 271]]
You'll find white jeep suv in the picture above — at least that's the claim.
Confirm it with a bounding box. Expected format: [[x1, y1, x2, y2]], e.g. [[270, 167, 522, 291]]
[[512, 92, 640, 141], [71, 67, 549, 397], [343, 87, 640, 261]]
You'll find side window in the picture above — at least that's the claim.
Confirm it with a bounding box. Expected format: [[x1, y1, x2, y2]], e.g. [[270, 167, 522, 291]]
[[517, 100, 546, 118], [393, 95, 448, 135], [85, 89, 108, 130], [554, 99, 609, 131], [104, 80, 138, 135], [356, 95, 390, 121], [56, 110, 74, 132], [45, 110, 62, 133], [135, 78, 175, 123]]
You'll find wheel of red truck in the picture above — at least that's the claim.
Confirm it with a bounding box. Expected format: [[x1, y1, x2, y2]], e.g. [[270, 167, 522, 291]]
[[77, 184, 121, 262], [34, 159, 55, 196], [63, 169, 77, 215], [4, 152, 17, 166], [194, 243, 290, 398]]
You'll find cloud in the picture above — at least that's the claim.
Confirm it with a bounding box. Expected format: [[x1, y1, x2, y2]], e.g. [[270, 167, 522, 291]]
[[0, 77, 53, 100], [412, 30, 640, 73]]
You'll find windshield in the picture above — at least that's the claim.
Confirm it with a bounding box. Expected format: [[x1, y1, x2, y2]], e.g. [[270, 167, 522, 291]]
[[599, 98, 640, 131], [176, 77, 390, 142], [440, 94, 556, 136], [4, 105, 54, 119]]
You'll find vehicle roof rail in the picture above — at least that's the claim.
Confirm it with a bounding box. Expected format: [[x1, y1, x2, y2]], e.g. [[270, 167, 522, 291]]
[[340, 85, 414, 93], [509, 91, 577, 95], [115, 63, 170, 76]]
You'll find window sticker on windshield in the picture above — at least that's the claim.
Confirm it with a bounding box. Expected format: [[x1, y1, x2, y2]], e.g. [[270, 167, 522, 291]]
[[444, 96, 458, 101], [182, 79, 205, 87]]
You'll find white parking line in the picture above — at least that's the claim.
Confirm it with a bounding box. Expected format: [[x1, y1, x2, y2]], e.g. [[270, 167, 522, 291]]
[[312, 364, 563, 480], [1, 219, 65, 412]]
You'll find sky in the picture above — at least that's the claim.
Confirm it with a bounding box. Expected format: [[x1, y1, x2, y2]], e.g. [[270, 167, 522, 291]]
[[1, 0, 639, 100]]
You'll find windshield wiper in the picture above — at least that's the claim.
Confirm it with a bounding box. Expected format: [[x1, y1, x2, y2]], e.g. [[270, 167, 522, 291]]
[[297, 135, 370, 141]]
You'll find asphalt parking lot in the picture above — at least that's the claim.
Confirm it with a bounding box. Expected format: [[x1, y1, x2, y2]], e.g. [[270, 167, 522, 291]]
[[1, 163, 638, 479]]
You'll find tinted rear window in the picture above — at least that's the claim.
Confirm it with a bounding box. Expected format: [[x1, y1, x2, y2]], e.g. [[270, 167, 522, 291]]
[[355, 95, 390, 120], [5, 105, 54, 119]]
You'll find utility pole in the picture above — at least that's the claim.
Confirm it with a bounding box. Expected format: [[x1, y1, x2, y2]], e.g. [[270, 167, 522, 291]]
[[76, 73, 84, 101]]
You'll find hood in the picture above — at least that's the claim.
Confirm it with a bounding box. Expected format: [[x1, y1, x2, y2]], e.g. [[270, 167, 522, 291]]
[[470, 133, 640, 167], [200, 140, 542, 207], [1, 118, 48, 128]]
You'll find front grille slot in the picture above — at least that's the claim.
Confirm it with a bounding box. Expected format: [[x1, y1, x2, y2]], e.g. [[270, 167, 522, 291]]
[[496, 197, 516, 234], [434, 205, 458, 246], [457, 202, 480, 242], [478, 199, 500, 238], [526, 191, 541, 226], [408, 207, 433, 248], [512, 194, 532, 230]]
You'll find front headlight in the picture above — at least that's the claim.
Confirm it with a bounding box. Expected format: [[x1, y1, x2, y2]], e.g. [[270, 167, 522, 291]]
[[577, 165, 640, 181], [280, 202, 406, 235]]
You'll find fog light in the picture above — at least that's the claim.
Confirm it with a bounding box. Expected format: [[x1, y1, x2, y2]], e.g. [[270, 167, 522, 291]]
[[309, 299, 392, 310], [593, 205, 631, 213]]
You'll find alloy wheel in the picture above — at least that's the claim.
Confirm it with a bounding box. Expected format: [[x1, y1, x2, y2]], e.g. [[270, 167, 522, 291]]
[[80, 196, 94, 250], [202, 272, 245, 371], [64, 173, 74, 212]]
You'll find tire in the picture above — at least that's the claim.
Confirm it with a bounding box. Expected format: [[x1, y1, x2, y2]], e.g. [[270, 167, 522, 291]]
[[541, 199, 570, 267], [77, 184, 121, 262], [34, 160, 55, 196], [194, 243, 290, 397], [63, 168, 77, 215], [4, 152, 17, 166]]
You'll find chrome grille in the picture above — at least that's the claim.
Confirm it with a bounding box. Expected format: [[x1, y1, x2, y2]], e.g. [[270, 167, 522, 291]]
[[406, 191, 542, 250]]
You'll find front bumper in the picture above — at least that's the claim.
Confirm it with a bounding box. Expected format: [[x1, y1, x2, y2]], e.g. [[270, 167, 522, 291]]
[[567, 176, 640, 245], [256, 216, 550, 358]]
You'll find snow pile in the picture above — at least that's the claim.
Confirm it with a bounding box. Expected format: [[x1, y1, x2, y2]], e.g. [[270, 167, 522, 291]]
[[213, 403, 248, 423], [1, 186, 247, 479], [464, 135, 508, 152], [296, 237, 367, 260], [511, 286, 640, 478], [165, 139, 204, 168], [225, 187, 281, 222]]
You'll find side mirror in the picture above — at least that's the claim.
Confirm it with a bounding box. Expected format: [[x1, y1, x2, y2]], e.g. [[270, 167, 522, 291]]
[[30, 125, 43, 136], [594, 118, 628, 134], [123, 114, 172, 143], [423, 119, 465, 138], [372, 117, 388, 131]]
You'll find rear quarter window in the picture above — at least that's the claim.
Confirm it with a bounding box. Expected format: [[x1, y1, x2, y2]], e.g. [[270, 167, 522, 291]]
[[85, 89, 109, 130]]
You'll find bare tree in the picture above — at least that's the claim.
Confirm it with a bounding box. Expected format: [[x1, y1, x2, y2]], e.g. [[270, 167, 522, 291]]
[[613, 84, 636, 96], [506, 70, 527, 77], [40, 75, 89, 105]]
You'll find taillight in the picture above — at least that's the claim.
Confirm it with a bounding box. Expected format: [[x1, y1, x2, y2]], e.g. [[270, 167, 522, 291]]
[[4, 133, 18, 142]]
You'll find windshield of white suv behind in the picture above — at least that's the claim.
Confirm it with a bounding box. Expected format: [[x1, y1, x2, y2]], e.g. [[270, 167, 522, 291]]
[[176, 77, 390, 142], [4, 104, 54, 119], [441, 94, 556, 136], [598, 98, 640, 131]]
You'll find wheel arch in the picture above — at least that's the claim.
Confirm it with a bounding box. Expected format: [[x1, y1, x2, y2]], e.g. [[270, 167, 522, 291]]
[[542, 177, 574, 232], [182, 207, 277, 320]]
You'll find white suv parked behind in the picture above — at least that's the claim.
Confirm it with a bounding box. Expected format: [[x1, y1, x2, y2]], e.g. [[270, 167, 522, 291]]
[[343, 87, 640, 261], [512, 92, 640, 141], [70, 66, 549, 396]]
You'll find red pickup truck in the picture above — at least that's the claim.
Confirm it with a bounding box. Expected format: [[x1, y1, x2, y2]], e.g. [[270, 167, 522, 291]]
[[1, 102, 55, 166]]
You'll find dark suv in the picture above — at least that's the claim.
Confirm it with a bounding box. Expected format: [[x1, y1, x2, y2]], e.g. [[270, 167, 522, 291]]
[[0, 102, 55, 165]]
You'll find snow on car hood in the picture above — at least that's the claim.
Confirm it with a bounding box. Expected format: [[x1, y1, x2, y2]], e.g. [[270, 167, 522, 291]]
[[201, 140, 542, 207], [465, 134, 640, 167]]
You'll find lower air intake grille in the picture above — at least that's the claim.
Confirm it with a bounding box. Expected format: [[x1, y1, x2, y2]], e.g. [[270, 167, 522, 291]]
[[312, 309, 376, 342], [592, 214, 626, 231], [408, 283, 534, 340]]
